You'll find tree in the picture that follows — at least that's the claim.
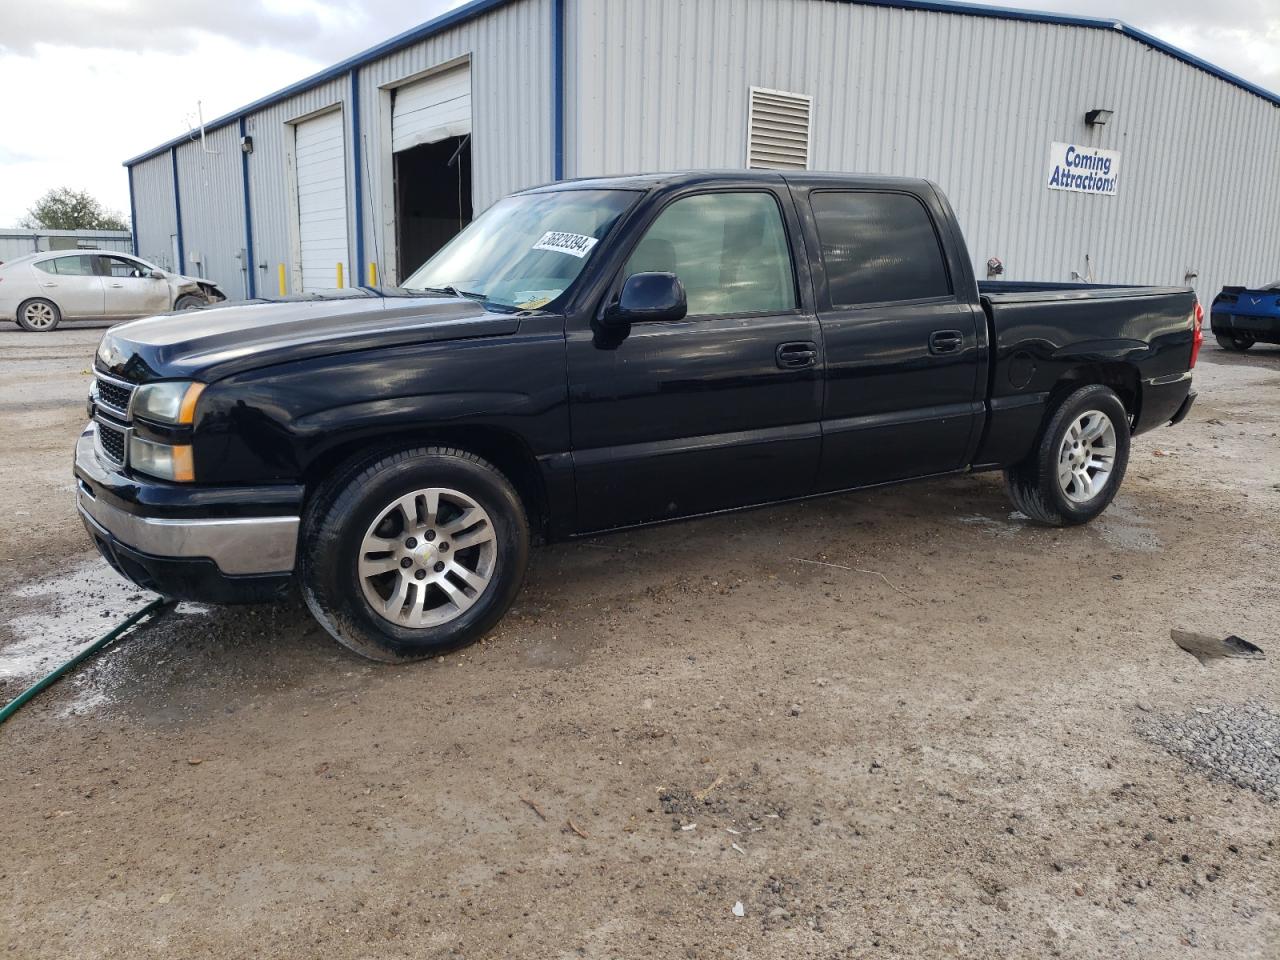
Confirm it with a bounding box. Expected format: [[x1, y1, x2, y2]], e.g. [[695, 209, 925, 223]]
[[19, 188, 129, 231]]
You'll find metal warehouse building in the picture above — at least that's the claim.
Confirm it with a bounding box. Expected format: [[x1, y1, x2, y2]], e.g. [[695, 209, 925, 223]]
[[125, 0, 1280, 306]]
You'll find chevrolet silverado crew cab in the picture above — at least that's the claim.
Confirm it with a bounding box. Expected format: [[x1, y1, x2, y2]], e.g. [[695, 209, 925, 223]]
[[76, 172, 1202, 662]]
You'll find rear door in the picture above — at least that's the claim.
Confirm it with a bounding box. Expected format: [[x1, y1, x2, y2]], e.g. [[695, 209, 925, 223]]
[[796, 185, 984, 489], [566, 185, 823, 532], [96, 255, 171, 318], [31, 255, 104, 318]]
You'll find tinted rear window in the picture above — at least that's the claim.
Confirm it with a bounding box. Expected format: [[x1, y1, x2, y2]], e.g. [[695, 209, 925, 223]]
[[811, 191, 951, 306]]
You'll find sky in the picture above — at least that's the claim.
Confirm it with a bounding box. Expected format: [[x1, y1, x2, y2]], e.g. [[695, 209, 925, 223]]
[[0, 0, 1276, 227]]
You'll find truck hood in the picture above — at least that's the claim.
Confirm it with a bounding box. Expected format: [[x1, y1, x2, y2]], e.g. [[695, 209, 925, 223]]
[[95, 293, 522, 382]]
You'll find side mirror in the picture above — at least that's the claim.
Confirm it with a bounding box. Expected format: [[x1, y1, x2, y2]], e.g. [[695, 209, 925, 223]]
[[149, 269, 168, 280], [603, 272, 687, 328]]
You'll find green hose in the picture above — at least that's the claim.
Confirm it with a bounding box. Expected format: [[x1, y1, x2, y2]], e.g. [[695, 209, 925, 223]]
[[0, 597, 173, 726]]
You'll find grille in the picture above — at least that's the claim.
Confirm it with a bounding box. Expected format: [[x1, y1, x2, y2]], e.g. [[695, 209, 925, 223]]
[[96, 376, 134, 416], [98, 421, 126, 464]]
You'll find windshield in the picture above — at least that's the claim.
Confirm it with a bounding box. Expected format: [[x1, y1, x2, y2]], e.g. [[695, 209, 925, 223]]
[[402, 189, 638, 309]]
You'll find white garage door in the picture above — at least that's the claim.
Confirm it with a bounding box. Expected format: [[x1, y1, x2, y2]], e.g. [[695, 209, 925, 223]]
[[294, 109, 349, 292], [392, 64, 471, 152]]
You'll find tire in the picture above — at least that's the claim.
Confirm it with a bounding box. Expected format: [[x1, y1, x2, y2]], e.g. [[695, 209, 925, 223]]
[[1003, 384, 1131, 527], [174, 294, 205, 310], [300, 446, 530, 663], [1215, 332, 1254, 352], [16, 298, 61, 332]]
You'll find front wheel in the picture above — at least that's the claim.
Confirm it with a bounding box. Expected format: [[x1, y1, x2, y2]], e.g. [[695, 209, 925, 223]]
[[174, 294, 205, 310], [1215, 332, 1253, 352], [16, 298, 61, 332], [300, 447, 530, 662], [1003, 383, 1131, 526]]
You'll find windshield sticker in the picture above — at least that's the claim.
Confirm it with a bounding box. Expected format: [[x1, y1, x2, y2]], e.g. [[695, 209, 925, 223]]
[[532, 231, 599, 259], [515, 289, 560, 309]]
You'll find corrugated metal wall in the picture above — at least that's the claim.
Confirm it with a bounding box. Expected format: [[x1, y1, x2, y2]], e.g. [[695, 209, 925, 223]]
[[567, 0, 1280, 306], [175, 124, 248, 296], [356, 0, 552, 284], [130, 154, 178, 272]]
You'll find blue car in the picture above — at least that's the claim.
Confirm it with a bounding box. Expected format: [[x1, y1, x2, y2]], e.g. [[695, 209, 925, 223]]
[[1211, 280, 1280, 351]]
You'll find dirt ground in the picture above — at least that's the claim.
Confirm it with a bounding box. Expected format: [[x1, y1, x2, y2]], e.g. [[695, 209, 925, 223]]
[[1, 323, 1277, 959]]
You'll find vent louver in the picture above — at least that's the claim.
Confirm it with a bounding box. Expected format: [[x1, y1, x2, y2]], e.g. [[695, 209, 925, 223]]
[[747, 87, 812, 170]]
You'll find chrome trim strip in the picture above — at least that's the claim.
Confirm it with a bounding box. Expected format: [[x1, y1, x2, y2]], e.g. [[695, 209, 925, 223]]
[[77, 489, 299, 576]]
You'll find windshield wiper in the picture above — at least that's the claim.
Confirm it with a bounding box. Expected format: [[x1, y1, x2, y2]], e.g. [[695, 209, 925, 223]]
[[417, 284, 486, 302]]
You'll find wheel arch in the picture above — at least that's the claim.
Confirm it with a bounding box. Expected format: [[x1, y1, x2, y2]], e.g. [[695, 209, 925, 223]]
[[301, 425, 551, 540], [1048, 362, 1140, 424]]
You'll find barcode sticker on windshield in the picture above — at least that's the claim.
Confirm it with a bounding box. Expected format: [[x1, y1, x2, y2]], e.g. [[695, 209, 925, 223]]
[[532, 231, 599, 259]]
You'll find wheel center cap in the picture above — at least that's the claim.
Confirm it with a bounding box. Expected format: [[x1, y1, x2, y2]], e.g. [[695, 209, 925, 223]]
[[414, 543, 438, 566]]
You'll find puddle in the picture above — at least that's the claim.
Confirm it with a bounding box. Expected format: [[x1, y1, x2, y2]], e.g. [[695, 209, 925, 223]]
[[1094, 498, 1161, 552], [956, 513, 1026, 538], [0, 558, 146, 685]]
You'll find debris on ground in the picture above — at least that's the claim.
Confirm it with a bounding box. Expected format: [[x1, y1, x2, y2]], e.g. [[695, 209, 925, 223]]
[[1171, 629, 1266, 666], [1138, 700, 1280, 803], [732, 901, 745, 917]]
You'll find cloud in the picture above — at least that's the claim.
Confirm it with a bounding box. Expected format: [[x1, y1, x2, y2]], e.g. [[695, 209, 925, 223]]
[[0, 0, 462, 60]]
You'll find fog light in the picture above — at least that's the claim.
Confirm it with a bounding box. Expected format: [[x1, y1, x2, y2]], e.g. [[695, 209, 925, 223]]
[[129, 435, 195, 482]]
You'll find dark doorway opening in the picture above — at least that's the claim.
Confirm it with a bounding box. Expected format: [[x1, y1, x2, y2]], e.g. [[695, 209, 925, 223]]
[[394, 135, 472, 281]]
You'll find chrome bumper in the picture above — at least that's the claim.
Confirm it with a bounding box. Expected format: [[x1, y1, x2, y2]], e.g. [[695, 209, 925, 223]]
[[75, 427, 299, 577]]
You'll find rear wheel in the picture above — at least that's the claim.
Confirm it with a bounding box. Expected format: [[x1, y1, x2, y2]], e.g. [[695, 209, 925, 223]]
[[300, 447, 530, 662], [1003, 383, 1130, 526], [1215, 331, 1254, 352], [16, 298, 60, 332]]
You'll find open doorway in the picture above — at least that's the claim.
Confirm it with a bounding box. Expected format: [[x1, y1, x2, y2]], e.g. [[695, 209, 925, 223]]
[[394, 134, 472, 280]]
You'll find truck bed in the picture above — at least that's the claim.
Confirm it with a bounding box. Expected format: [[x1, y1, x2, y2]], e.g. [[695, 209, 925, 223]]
[[971, 280, 1198, 467]]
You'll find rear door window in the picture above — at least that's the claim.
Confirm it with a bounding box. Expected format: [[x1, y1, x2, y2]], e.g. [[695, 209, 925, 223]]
[[811, 192, 951, 306], [34, 255, 96, 277]]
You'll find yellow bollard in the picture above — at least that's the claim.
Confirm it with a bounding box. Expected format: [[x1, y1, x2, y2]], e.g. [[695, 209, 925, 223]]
[[368, 262, 378, 287], [336, 262, 344, 289], [277, 264, 286, 297]]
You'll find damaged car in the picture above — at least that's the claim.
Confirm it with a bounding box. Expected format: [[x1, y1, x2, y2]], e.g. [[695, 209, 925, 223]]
[[0, 250, 225, 331]]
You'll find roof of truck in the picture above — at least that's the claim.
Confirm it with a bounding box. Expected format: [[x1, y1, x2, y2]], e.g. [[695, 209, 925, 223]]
[[523, 170, 935, 192]]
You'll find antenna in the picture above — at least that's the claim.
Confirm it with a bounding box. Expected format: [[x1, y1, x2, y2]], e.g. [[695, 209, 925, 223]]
[[362, 133, 381, 292]]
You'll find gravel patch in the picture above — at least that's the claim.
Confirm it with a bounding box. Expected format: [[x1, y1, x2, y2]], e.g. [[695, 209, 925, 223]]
[[1140, 700, 1280, 803]]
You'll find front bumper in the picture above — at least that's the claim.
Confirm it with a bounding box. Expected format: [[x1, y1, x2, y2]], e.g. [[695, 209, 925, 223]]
[[75, 424, 301, 602]]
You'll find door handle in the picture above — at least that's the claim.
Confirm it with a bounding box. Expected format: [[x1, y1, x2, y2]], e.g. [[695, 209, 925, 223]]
[[776, 341, 818, 369], [928, 329, 964, 355], [110, 283, 124, 288]]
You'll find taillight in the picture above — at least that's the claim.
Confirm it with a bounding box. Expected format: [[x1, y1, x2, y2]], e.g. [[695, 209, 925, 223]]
[[1189, 301, 1204, 369]]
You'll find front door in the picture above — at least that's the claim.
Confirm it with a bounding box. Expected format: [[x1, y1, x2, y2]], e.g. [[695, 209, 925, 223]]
[[566, 187, 823, 533], [800, 187, 984, 489], [97, 255, 171, 318], [31, 255, 104, 318]]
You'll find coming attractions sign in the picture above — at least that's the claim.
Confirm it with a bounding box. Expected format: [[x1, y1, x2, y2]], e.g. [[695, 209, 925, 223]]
[[1046, 141, 1121, 196]]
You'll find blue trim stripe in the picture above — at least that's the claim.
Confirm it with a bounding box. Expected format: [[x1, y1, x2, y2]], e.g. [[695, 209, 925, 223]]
[[351, 69, 366, 288], [170, 148, 185, 272], [238, 117, 256, 298], [552, 0, 565, 180], [122, 0, 1279, 173]]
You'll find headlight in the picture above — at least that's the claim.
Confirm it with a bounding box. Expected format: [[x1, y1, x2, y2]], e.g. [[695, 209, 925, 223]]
[[132, 381, 205, 425], [129, 435, 195, 483]]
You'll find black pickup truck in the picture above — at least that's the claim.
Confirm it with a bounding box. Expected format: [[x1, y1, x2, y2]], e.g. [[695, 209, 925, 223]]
[[77, 172, 1201, 661]]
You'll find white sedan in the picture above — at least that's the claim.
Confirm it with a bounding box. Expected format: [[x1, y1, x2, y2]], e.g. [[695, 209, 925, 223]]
[[0, 250, 226, 332]]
